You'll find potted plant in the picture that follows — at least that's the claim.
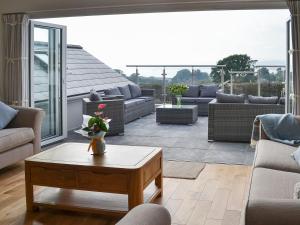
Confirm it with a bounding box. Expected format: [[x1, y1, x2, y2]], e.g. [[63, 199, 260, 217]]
[[81, 104, 111, 155], [168, 84, 189, 106]]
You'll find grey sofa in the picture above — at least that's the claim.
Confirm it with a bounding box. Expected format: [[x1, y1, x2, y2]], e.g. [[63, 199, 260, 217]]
[[82, 86, 155, 135], [244, 139, 300, 225], [0, 106, 44, 170], [172, 84, 219, 116], [117, 204, 171, 225], [208, 99, 285, 142]]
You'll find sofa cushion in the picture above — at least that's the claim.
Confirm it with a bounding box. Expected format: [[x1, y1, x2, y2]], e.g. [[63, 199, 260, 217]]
[[89, 89, 102, 101], [0, 101, 18, 129], [118, 85, 132, 100], [279, 97, 285, 105], [245, 167, 300, 225], [104, 87, 122, 96], [124, 99, 145, 109], [138, 96, 153, 102], [183, 85, 200, 97], [0, 128, 35, 153], [129, 84, 142, 98], [200, 85, 218, 97], [254, 140, 300, 173], [216, 92, 245, 103], [248, 95, 278, 104], [182, 97, 214, 104]]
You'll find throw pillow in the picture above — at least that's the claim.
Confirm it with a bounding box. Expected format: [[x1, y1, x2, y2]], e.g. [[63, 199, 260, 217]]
[[118, 85, 132, 100], [104, 87, 122, 96], [200, 85, 218, 97], [248, 95, 278, 104], [183, 85, 200, 97], [0, 101, 18, 129], [129, 84, 142, 98], [216, 92, 245, 103], [294, 182, 300, 199], [89, 89, 102, 101]]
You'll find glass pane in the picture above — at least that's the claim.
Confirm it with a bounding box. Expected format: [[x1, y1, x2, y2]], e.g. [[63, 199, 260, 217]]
[[32, 26, 62, 140]]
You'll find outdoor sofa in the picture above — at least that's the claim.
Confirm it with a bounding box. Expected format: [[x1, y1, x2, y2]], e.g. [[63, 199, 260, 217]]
[[172, 84, 219, 116], [208, 94, 285, 142], [244, 136, 300, 225], [0, 106, 44, 169], [82, 84, 155, 135]]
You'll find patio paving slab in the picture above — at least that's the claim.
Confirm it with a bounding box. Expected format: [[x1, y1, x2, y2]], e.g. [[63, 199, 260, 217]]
[[66, 113, 255, 165]]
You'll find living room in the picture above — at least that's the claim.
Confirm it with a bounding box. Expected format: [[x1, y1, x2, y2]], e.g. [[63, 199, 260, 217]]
[[1, 0, 300, 225]]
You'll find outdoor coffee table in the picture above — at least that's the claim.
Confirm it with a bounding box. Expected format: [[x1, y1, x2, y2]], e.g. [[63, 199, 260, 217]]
[[156, 104, 198, 124], [25, 143, 162, 217]]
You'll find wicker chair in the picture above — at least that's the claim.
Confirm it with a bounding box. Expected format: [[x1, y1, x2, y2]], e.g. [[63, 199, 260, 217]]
[[208, 99, 285, 142], [82, 96, 125, 136]]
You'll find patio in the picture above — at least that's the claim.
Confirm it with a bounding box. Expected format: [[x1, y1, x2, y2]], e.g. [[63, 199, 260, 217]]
[[68, 113, 255, 165]]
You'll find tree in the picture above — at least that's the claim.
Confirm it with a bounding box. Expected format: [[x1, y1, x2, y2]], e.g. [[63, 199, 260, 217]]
[[210, 54, 253, 83], [171, 69, 209, 84]]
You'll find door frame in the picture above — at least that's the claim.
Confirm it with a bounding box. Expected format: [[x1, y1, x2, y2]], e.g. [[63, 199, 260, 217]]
[[29, 20, 67, 146]]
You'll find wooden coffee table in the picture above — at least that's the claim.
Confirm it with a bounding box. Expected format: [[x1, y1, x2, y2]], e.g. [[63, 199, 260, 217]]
[[25, 143, 162, 217]]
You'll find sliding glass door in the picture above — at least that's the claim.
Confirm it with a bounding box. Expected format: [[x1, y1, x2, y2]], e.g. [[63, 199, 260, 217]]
[[30, 21, 67, 145]]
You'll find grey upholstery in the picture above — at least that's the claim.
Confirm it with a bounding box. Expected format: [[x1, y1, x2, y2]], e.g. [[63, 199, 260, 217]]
[[0, 101, 18, 129], [104, 87, 121, 96], [183, 85, 200, 97], [216, 92, 245, 103], [0, 106, 44, 169], [181, 97, 214, 103], [248, 95, 278, 104], [208, 99, 285, 142], [118, 85, 132, 100], [244, 139, 300, 225], [116, 204, 171, 225], [129, 84, 142, 98], [200, 84, 218, 97], [83, 88, 155, 135]]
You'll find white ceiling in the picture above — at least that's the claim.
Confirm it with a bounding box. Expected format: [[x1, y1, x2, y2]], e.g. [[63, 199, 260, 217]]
[[0, 0, 287, 18]]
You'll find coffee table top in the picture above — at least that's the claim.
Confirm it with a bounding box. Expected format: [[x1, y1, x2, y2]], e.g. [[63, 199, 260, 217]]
[[156, 104, 197, 110], [26, 143, 161, 169]]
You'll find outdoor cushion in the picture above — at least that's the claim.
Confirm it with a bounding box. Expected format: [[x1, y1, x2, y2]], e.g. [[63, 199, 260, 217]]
[[0, 101, 18, 129], [216, 92, 245, 103], [254, 140, 300, 173], [183, 85, 200, 97], [138, 96, 153, 102], [200, 85, 218, 97], [248, 95, 278, 104], [124, 99, 145, 109], [89, 89, 102, 101], [279, 97, 285, 105], [104, 87, 122, 96], [118, 85, 132, 100], [246, 167, 300, 225], [181, 97, 214, 104], [129, 84, 142, 98], [0, 128, 34, 153]]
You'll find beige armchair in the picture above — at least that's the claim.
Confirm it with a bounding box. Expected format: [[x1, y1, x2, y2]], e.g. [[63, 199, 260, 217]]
[[0, 106, 44, 169]]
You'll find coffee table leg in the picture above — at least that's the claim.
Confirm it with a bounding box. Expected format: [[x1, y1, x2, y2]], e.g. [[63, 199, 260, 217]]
[[155, 171, 163, 197], [128, 169, 144, 210], [25, 163, 38, 212]]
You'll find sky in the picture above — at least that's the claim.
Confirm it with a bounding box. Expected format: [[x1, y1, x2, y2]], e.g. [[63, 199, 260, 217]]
[[38, 9, 290, 77]]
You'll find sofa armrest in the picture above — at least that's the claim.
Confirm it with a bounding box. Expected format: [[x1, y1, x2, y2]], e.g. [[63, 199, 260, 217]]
[[141, 89, 155, 97], [116, 204, 171, 225], [7, 106, 44, 154], [245, 199, 300, 225]]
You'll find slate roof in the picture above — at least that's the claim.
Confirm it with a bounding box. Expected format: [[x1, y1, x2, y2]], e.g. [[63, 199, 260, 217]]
[[33, 43, 132, 101]]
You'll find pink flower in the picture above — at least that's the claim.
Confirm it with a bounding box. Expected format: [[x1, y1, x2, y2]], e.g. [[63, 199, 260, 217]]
[[98, 104, 106, 110]]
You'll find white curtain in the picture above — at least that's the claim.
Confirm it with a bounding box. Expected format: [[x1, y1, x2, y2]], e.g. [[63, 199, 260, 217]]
[[2, 13, 29, 106], [287, 0, 300, 115]]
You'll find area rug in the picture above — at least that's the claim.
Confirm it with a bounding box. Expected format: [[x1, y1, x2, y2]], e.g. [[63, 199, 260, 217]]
[[163, 161, 206, 179]]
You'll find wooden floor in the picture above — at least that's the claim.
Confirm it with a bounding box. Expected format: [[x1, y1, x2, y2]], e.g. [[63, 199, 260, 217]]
[[0, 162, 251, 225]]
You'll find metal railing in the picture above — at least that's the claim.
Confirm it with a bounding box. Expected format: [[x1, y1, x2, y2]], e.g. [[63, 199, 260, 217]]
[[127, 64, 226, 104]]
